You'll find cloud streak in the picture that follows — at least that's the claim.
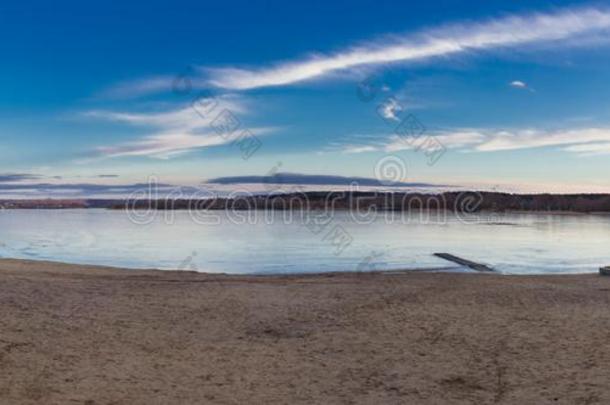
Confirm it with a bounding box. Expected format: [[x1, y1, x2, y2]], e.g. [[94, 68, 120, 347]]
[[476, 128, 610, 153], [0, 182, 186, 199], [0, 173, 43, 183], [340, 127, 610, 156], [85, 98, 274, 159], [206, 172, 447, 188], [204, 7, 610, 90], [96, 76, 175, 99]]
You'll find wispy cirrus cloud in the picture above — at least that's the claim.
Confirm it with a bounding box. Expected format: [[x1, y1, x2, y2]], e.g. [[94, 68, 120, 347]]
[[563, 142, 610, 155], [95, 76, 175, 99], [84, 97, 275, 159], [84, 97, 244, 129], [99, 7, 610, 96], [204, 7, 610, 90], [337, 130, 485, 154], [339, 127, 610, 156], [96, 73, 212, 99], [476, 128, 610, 153]]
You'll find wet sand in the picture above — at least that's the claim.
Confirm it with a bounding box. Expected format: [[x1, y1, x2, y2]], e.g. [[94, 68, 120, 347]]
[[0, 259, 609, 404]]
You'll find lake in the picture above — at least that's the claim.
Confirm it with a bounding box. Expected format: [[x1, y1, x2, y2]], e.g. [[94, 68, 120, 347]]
[[0, 209, 608, 274]]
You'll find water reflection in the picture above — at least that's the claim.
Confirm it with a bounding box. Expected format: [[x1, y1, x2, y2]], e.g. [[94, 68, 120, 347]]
[[0, 209, 608, 274]]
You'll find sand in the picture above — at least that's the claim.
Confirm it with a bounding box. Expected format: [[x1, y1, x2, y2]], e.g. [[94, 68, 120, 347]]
[[0, 259, 609, 404]]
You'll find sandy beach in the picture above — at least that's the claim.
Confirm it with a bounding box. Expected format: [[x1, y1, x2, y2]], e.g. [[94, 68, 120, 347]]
[[1, 259, 609, 404]]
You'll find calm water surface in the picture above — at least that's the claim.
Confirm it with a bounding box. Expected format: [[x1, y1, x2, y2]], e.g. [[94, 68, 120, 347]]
[[0, 209, 608, 274]]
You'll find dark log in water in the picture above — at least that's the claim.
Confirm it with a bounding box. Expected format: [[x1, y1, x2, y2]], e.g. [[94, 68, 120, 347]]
[[434, 253, 495, 272], [600, 267, 610, 276]]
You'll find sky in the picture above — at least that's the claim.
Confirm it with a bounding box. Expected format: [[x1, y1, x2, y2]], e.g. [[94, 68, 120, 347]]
[[2, 0, 610, 197]]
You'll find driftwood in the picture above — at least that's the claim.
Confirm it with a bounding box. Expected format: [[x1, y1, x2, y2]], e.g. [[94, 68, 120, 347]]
[[600, 267, 610, 276], [434, 253, 495, 272]]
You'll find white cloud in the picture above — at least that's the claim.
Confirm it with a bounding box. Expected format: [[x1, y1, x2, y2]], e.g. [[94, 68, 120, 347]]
[[386, 131, 487, 152], [342, 145, 380, 154], [562, 142, 610, 155], [95, 131, 242, 160], [509, 80, 535, 92], [203, 7, 610, 90], [377, 98, 403, 121], [339, 127, 610, 156], [85, 97, 246, 130], [476, 128, 610, 152], [336, 130, 485, 154], [97, 7, 610, 97], [509, 80, 527, 89], [86, 99, 273, 159]]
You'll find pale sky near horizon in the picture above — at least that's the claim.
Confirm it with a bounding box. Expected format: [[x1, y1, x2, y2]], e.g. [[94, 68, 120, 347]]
[[2, 0, 610, 197]]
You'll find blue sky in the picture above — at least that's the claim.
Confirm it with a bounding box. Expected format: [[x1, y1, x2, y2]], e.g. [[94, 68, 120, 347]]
[[2, 0, 610, 196]]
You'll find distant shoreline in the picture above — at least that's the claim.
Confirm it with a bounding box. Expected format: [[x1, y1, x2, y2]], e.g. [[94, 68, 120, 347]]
[[2, 207, 608, 216], [2, 191, 610, 213]]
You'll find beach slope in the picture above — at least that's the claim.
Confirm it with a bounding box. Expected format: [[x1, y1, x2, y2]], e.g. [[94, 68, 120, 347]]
[[0, 259, 609, 404]]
